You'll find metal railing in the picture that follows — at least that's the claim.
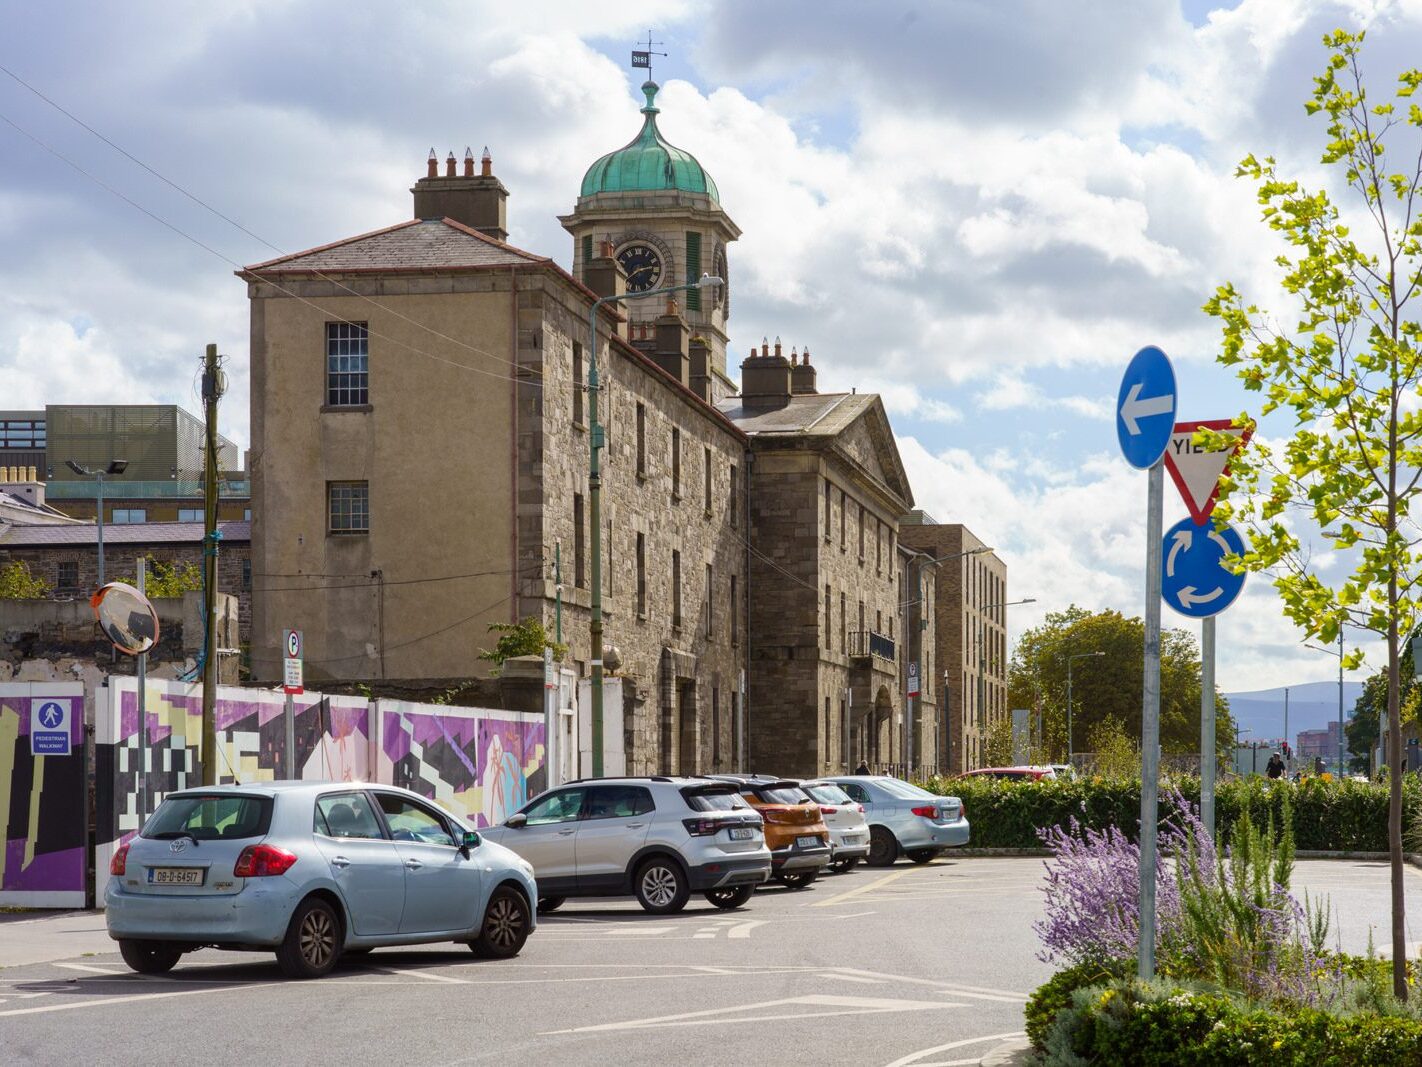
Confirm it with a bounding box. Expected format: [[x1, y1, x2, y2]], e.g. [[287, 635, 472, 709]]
[[848, 629, 895, 661]]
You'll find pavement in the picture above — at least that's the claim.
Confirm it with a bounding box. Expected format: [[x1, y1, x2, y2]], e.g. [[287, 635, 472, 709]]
[[0, 858, 1417, 1065]]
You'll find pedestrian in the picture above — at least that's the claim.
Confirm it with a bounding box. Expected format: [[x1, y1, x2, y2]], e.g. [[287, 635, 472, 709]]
[[1266, 752, 1285, 780], [1314, 756, 1326, 777], [855, 760, 870, 775]]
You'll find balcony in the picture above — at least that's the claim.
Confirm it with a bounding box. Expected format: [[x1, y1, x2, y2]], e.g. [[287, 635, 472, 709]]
[[848, 629, 895, 662]]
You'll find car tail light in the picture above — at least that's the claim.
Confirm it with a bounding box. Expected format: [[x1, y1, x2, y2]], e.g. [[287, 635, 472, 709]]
[[110, 843, 129, 876], [683, 818, 724, 837], [957, 802, 966, 820], [820, 806, 838, 816], [911, 805, 939, 818], [234, 844, 299, 877], [856, 805, 865, 814]]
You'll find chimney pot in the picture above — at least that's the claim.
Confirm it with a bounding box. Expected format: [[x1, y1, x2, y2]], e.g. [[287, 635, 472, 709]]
[[773, 336, 782, 358], [481, 146, 492, 177], [463, 147, 475, 177], [445, 151, 456, 177], [761, 338, 769, 358], [803, 347, 811, 364], [427, 149, 438, 178]]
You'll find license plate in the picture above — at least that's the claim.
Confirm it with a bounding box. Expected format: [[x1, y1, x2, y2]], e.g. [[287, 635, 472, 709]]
[[796, 835, 820, 848], [845, 834, 864, 844], [729, 827, 754, 840], [148, 867, 204, 886]]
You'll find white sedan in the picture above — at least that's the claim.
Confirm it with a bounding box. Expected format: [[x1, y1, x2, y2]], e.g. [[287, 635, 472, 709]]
[[800, 780, 871, 873]]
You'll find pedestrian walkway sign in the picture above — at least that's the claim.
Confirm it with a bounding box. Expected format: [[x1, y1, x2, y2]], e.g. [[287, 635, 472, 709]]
[[1161, 516, 1247, 618], [31, 698, 73, 756]]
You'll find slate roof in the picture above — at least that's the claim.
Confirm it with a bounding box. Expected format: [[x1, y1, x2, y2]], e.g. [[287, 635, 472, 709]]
[[715, 392, 873, 436], [0, 520, 251, 547], [0, 488, 81, 523], [243, 218, 544, 275]]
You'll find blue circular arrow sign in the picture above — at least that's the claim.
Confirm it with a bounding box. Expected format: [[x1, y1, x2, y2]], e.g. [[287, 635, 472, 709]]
[[1117, 345, 1177, 469], [1161, 516, 1247, 618]]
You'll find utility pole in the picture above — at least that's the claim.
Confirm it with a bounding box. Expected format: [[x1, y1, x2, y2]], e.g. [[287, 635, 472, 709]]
[[136, 557, 147, 823], [200, 343, 222, 785], [1283, 686, 1290, 776]]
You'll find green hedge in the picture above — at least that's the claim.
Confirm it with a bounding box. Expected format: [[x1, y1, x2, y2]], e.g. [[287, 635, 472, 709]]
[[923, 775, 1422, 852], [1036, 979, 1422, 1065]]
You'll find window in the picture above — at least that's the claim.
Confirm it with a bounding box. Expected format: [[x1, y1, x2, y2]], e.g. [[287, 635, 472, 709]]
[[314, 793, 384, 840], [327, 482, 368, 534], [840, 591, 847, 652], [144, 793, 273, 841], [574, 493, 586, 589], [712, 689, 721, 769], [671, 428, 682, 500], [703, 446, 712, 514], [859, 600, 866, 639], [729, 464, 738, 527], [111, 508, 146, 524], [841, 782, 870, 804], [178, 508, 202, 522], [636, 402, 647, 477], [876, 521, 882, 575], [858, 504, 865, 562], [876, 609, 882, 634], [824, 584, 832, 651], [824, 697, 831, 762], [326, 322, 369, 407], [606, 518, 614, 599], [825, 479, 832, 542], [672, 550, 682, 629], [374, 793, 455, 846], [244, 508, 252, 521], [730, 574, 739, 646], [635, 531, 647, 617], [573, 343, 585, 426], [241, 559, 252, 591], [705, 564, 714, 637], [685, 231, 703, 311], [840, 489, 846, 549], [522, 788, 586, 825], [839, 701, 847, 765], [56, 561, 78, 594], [583, 785, 653, 819]]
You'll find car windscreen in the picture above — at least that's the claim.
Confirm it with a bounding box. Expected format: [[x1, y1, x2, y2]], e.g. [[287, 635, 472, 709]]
[[755, 786, 811, 804], [681, 787, 750, 812], [803, 783, 852, 805], [143, 793, 274, 841], [876, 779, 937, 800]]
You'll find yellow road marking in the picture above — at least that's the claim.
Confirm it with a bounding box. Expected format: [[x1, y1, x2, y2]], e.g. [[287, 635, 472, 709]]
[[811, 868, 912, 908]]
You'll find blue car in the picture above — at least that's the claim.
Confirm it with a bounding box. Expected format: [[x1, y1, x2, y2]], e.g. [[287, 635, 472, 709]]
[[821, 776, 969, 867], [105, 781, 538, 978]]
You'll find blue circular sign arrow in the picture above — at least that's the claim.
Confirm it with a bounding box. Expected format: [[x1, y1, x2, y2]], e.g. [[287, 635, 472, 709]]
[[1161, 517, 1247, 618], [1117, 345, 1177, 469]]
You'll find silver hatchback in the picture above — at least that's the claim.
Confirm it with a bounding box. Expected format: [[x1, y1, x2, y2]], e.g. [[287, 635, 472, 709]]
[[822, 776, 969, 867], [105, 782, 539, 978]]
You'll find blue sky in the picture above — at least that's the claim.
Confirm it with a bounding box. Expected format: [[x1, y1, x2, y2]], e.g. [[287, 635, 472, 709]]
[[2, 0, 1419, 691]]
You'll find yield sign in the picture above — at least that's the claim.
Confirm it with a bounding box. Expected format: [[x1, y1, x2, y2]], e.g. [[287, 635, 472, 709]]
[[1163, 419, 1253, 525]]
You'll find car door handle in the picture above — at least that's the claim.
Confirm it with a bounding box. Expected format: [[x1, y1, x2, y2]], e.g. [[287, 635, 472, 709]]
[[331, 856, 350, 869], [625, 822, 646, 829], [405, 858, 423, 870], [556, 829, 576, 836]]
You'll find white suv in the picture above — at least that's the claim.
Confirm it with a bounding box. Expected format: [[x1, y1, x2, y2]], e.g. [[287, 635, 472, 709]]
[[800, 779, 871, 872], [480, 777, 772, 914]]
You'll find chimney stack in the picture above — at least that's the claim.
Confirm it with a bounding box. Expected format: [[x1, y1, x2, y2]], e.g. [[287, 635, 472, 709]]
[[411, 146, 510, 241], [740, 335, 793, 409], [791, 346, 818, 395]]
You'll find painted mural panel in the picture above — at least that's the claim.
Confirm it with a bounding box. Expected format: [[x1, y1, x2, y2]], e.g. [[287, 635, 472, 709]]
[[376, 701, 546, 828], [0, 684, 87, 907]]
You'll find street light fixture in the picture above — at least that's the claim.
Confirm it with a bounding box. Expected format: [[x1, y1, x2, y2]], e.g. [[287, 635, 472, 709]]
[[64, 458, 129, 588], [1305, 631, 1347, 776], [586, 272, 724, 776], [1065, 650, 1106, 766]]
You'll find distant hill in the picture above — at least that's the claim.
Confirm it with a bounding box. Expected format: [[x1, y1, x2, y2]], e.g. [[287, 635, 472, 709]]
[[1222, 680, 1365, 745]]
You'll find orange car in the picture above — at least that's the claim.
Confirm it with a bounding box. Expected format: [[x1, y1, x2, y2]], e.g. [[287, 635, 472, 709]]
[[709, 775, 830, 888]]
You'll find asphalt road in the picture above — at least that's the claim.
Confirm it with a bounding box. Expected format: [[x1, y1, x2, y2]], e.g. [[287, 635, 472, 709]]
[[1, 858, 1415, 1066]]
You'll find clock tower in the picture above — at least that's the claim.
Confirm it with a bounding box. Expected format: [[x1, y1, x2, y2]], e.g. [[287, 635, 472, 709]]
[[561, 80, 741, 400]]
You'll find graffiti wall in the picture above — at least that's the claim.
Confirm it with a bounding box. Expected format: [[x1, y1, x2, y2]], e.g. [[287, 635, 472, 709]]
[[376, 700, 546, 828], [0, 683, 86, 907]]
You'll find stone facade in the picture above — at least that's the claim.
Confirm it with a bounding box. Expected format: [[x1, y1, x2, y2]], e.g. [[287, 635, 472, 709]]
[[898, 517, 1009, 773]]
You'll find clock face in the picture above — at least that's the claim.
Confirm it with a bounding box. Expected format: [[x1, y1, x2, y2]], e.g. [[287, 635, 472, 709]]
[[617, 243, 663, 293]]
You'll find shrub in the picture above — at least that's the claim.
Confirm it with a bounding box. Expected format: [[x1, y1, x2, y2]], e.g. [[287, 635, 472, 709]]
[[1024, 960, 1125, 1048]]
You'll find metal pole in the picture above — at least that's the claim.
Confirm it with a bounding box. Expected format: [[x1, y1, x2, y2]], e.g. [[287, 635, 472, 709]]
[[1201, 615, 1216, 837], [587, 302, 606, 777], [1338, 628, 1345, 776], [1283, 686, 1290, 776], [555, 541, 562, 644], [200, 343, 221, 785], [1138, 459, 1164, 980], [284, 691, 295, 779], [136, 557, 146, 824], [95, 472, 106, 588], [1067, 658, 1074, 767]]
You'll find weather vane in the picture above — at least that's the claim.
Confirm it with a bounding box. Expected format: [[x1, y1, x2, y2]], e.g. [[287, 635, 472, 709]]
[[631, 31, 667, 80]]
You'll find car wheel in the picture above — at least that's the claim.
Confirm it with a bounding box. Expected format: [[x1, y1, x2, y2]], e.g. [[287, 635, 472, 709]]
[[634, 856, 690, 914], [829, 858, 859, 874], [907, 849, 938, 865], [867, 826, 898, 867], [276, 896, 341, 979], [536, 895, 566, 915], [470, 886, 532, 959], [704, 885, 755, 910], [777, 872, 817, 889], [118, 939, 182, 975]]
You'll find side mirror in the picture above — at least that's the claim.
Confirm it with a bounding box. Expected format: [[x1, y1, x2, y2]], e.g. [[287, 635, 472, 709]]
[[505, 813, 528, 829], [461, 830, 482, 850]]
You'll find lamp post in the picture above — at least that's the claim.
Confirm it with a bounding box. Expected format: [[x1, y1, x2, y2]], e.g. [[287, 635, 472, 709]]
[[1306, 630, 1347, 776], [1065, 650, 1106, 767], [975, 596, 1035, 767], [586, 272, 722, 776], [64, 459, 129, 588]]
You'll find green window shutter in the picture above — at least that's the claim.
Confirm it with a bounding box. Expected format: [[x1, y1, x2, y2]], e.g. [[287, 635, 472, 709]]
[[581, 234, 593, 268], [686, 231, 702, 311]]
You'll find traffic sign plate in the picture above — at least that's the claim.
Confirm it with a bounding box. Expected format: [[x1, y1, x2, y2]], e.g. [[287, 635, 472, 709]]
[[1161, 517, 1247, 618], [1117, 346, 1177, 470], [31, 698, 73, 756], [1164, 420, 1253, 526], [283, 628, 304, 695]]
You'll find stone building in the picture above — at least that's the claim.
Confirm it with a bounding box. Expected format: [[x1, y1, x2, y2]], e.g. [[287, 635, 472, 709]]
[[899, 513, 1009, 773]]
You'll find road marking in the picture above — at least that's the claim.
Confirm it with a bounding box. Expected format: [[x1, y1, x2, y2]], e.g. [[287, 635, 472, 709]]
[[728, 920, 766, 939], [540, 994, 964, 1034], [819, 973, 884, 984], [834, 967, 1028, 1000], [0, 980, 283, 1018], [53, 962, 123, 975], [933, 990, 1028, 1004], [811, 868, 912, 908], [883, 1030, 1028, 1067], [390, 968, 469, 984]]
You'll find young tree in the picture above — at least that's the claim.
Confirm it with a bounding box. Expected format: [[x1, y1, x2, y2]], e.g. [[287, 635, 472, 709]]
[[0, 561, 49, 598], [1204, 30, 1422, 997], [477, 618, 568, 676]]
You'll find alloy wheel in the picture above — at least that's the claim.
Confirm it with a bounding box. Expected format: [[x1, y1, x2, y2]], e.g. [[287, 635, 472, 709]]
[[641, 865, 678, 908], [299, 908, 337, 969], [486, 894, 525, 951]]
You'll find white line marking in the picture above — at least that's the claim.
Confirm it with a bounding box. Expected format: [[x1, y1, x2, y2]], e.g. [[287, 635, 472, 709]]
[[884, 1031, 1028, 1067], [391, 968, 469, 984], [0, 980, 284, 1018], [819, 973, 884, 984], [693, 933, 716, 939], [933, 990, 1028, 1004], [812, 868, 913, 907], [53, 963, 123, 975], [728, 920, 766, 939], [541, 994, 964, 1034]]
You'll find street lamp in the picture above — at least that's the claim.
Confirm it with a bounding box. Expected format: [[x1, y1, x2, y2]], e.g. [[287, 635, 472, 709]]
[[1065, 651, 1106, 767], [586, 272, 723, 776], [1305, 631, 1347, 776], [975, 596, 1035, 767], [65, 458, 128, 588]]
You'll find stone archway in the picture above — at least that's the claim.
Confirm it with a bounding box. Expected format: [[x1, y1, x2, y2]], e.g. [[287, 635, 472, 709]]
[[871, 685, 893, 767]]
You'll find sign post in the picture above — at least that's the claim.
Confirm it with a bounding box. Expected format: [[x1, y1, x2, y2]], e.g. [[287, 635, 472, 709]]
[[906, 662, 920, 772], [544, 647, 557, 788], [283, 629, 303, 780], [136, 558, 147, 822], [1116, 345, 1177, 983]]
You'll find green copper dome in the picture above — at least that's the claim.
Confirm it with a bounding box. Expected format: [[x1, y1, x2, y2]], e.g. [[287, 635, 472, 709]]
[[580, 81, 719, 202]]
